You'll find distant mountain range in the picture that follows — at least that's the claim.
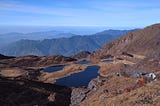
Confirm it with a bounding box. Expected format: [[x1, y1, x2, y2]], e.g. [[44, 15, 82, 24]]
[[0, 54, 15, 60], [0, 30, 76, 48], [0, 29, 135, 56]]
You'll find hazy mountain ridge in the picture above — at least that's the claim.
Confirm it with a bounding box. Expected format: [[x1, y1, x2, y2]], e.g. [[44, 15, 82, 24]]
[[0, 31, 76, 48], [0, 29, 134, 56]]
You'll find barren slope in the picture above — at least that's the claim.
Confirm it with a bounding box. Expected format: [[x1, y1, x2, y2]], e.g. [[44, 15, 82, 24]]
[[91, 23, 160, 60]]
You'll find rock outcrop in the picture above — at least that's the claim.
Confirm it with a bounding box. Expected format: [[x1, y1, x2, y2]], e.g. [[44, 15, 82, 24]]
[[71, 51, 91, 59]]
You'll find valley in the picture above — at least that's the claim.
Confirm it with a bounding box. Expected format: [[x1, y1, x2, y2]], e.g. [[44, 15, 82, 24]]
[[0, 24, 160, 106], [0, 29, 133, 56]]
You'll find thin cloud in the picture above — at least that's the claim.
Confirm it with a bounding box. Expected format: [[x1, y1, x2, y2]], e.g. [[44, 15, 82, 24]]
[[0, 1, 95, 17], [0, 0, 159, 26], [88, 0, 160, 11]]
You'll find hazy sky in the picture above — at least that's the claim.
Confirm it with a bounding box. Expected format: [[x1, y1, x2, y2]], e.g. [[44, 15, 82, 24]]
[[0, 0, 160, 27]]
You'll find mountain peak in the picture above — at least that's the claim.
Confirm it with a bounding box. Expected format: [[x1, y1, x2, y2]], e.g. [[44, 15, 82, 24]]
[[146, 23, 160, 28], [91, 23, 160, 60], [71, 51, 91, 59]]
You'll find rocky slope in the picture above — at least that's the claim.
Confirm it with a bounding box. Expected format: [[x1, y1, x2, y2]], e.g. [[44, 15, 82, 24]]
[[79, 23, 160, 106], [71, 51, 91, 59], [0, 77, 71, 106], [80, 79, 160, 106], [91, 23, 160, 60]]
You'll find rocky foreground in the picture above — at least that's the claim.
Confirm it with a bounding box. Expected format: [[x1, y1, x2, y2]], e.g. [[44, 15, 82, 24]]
[[0, 76, 71, 106], [0, 23, 160, 106]]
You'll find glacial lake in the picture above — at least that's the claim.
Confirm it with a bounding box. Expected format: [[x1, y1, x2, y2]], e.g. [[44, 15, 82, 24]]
[[101, 59, 113, 62], [55, 65, 100, 87], [43, 65, 65, 73], [77, 61, 90, 65]]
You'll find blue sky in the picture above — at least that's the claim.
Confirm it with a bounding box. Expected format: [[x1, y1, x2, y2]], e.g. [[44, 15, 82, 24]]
[[0, 0, 160, 27]]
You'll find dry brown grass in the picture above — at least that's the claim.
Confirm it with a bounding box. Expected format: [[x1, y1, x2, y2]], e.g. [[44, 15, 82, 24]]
[[81, 77, 137, 106], [0, 68, 26, 77], [81, 80, 160, 106], [133, 54, 146, 59], [114, 60, 136, 65], [98, 62, 126, 77]]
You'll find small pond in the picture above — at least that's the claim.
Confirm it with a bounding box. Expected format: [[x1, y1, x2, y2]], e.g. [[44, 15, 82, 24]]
[[101, 59, 113, 62], [43, 65, 66, 73], [77, 61, 90, 65], [55, 65, 100, 87]]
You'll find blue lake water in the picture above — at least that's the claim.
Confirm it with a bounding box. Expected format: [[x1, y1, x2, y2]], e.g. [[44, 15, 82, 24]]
[[55, 65, 100, 87], [77, 61, 90, 65], [43, 65, 65, 73], [101, 59, 113, 62]]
